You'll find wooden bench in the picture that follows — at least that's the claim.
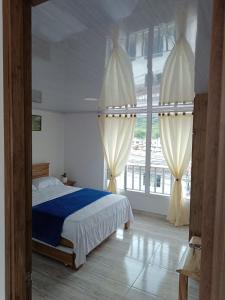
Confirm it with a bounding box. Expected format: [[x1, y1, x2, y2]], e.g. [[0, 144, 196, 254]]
[[176, 236, 201, 300]]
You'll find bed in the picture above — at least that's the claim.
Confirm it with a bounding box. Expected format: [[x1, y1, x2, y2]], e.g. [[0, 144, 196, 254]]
[[32, 163, 134, 269]]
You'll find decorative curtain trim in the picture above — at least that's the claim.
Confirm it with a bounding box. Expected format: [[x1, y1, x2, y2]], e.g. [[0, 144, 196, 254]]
[[105, 104, 137, 109], [98, 114, 137, 118], [158, 112, 193, 117]]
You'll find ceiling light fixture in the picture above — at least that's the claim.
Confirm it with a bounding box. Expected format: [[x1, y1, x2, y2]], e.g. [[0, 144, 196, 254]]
[[84, 98, 98, 101]]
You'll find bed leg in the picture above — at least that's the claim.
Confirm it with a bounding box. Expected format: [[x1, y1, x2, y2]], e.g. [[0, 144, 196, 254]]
[[69, 254, 78, 271], [124, 221, 130, 230]]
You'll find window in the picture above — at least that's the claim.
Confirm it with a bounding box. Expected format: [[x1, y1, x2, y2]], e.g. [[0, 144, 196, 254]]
[[143, 31, 149, 58], [152, 23, 175, 106], [128, 33, 136, 59], [128, 29, 149, 59], [125, 115, 146, 192], [153, 26, 164, 57], [128, 30, 148, 107], [112, 23, 192, 196], [153, 23, 176, 57], [149, 113, 169, 194]]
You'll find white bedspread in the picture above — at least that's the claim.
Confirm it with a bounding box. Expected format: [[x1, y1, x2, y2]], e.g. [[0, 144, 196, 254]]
[[32, 185, 134, 267]]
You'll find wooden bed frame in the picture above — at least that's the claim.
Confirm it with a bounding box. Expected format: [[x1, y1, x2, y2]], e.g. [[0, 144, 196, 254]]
[[32, 163, 130, 270]]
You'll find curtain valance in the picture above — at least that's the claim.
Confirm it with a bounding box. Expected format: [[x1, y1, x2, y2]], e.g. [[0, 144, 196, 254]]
[[160, 8, 195, 105], [99, 29, 136, 109]]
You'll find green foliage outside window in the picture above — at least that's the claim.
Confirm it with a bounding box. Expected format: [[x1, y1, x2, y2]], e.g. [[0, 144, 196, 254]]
[[134, 115, 160, 141]]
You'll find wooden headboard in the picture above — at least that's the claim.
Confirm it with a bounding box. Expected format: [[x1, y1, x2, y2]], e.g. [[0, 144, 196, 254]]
[[32, 163, 50, 179]]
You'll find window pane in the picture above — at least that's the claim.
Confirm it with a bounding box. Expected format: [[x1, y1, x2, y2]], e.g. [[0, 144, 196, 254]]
[[153, 26, 164, 57], [143, 30, 149, 58], [126, 115, 147, 192], [164, 169, 173, 195], [117, 171, 125, 191], [136, 32, 143, 57], [152, 22, 175, 106], [128, 30, 148, 107], [150, 113, 168, 194], [183, 165, 191, 198], [128, 33, 136, 59], [166, 23, 176, 51]]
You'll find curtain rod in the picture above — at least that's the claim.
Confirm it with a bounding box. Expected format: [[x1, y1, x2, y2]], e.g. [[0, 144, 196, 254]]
[[59, 104, 194, 115], [98, 114, 137, 118], [102, 104, 194, 115], [158, 112, 194, 116]]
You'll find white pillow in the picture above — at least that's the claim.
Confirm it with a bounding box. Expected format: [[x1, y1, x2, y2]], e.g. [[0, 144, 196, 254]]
[[32, 184, 37, 191], [32, 176, 63, 190]]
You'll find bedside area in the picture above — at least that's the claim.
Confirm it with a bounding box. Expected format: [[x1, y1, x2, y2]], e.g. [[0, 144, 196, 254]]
[[64, 180, 76, 187]]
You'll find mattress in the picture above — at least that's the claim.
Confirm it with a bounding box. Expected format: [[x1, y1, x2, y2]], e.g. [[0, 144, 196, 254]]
[[32, 185, 134, 267]]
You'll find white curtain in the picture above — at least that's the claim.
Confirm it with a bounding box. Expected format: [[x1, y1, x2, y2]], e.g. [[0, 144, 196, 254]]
[[99, 29, 136, 108], [159, 8, 195, 226], [98, 115, 136, 193], [160, 114, 193, 226], [160, 8, 195, 105]]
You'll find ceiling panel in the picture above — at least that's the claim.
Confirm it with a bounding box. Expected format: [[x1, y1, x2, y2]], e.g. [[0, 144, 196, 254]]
[[32, 1, 87, 42]]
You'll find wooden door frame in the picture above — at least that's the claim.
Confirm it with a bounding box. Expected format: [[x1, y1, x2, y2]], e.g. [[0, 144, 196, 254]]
[[200, 0, 225, 299], [3, 0, 32, 299], [3, 0, 50, 298], [2, 0, 225, 299]]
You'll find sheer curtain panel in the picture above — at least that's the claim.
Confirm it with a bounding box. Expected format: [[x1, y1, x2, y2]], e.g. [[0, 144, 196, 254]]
[[98, 115, 136, 193], [160, 38, 195, 105], [160, 7, 195, 105], [159, 7, 195, 226], [160, 114, 193, 226], [99, 29, 136, 108]]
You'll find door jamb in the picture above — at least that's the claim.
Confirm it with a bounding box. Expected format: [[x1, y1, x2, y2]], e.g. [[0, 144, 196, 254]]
[[200, 0, 225, 299], [3, 0, 32, 299]]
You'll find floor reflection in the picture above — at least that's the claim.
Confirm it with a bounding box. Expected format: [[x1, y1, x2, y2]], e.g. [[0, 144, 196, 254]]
[[32, 213, 198, 300]]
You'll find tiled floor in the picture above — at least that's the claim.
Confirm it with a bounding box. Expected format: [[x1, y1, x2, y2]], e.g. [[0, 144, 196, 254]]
[[32, 213, 199, 300]]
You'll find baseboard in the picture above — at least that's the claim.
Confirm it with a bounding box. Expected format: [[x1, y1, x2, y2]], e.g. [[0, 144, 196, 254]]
[[133, 209, 167, 221]]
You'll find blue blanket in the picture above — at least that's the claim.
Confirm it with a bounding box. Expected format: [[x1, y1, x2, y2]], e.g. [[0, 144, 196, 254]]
[[32, 188, 111, 246]]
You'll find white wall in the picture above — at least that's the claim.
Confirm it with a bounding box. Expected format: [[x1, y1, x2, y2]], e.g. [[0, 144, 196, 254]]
[[195, 0, 213, 93], [32, 109, 65, 177], [0, 0, 5, 297], [64, 113, 104, 189], [32, 43, 70, 113], [32, 29, 106, 113], [123, 191, 169, 216]]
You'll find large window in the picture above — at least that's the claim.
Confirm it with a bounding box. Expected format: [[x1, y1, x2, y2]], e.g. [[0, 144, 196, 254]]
[[115, 22, 192, 196]]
